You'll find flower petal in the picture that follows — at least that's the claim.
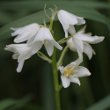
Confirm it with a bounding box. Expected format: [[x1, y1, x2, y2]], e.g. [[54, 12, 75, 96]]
[[4, 44, 15, 53], [76, 34, 104, 44], [31, 41, 43, 54], [58, 10, 78, 25], [4, 44, 29, 54], [30, 27, 54, 44], [14, 33, 30, 43], [77, 16, 86, 25], [17, 60, 25, 73], [75, 66, 91, 77], [83, 42, 95, 59], [67, 38, 76, 51], [68, 25, 76, 35], [64, 28, 68, 38], [44, 41, 54, 56], [70, 54, 83, 67], [27, 36, 35, 44], [58, 66, 64, 75], [57, 10, 78, 37], [61, 75, 70, 88], [71, 38, 84, 63], [70, 77, 80, 85], [72, 37, 84, 53], [5, 43, 36, 73], [12, 53, 18, 59], [51, 40, 62, 50], [11, 23, 40, 43], [67, 38, 83, 66], [18, 51, 32, 62]]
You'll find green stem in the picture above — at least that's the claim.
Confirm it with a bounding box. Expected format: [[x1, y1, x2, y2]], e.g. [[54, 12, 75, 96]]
[[49, 17, 53, 31], [37, 51, 52, 63], [57, 45, 68, 67], [52, 48, 61, 110], [49, 11, 61, 110], [58, 36, 72, 44]]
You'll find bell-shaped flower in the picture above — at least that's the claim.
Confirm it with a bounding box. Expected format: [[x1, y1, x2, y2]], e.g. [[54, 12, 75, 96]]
[[11, 23, 40, 43], [29, 27, 62, 56], [67, 27, 104, 60], [57, 9, 85, 38], [5, 44, 34, 73], [59, 60, 91, 88]]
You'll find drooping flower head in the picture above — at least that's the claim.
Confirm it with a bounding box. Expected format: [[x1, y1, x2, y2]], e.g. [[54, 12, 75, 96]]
[[29, 27, 62, 56], [5, 44, 34, 72], [67, 27, 105, 60], [59, 60, 91, 88], [57, 10, 85, 38], [11, 23, 40, 43]]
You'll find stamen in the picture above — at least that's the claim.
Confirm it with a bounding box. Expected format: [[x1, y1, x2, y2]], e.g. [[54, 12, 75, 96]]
[[64, 66, 74, 77]]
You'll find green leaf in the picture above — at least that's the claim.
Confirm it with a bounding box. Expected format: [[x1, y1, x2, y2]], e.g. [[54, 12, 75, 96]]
[[0, 10, 51, 41], [9, 95, 32, 110], [0, 95, 32, 110], [0, 99, 16, 110], [86, 95, 110, 110], [0, 5, 110, 41], [63, 8, 108, 24], [0, 1, 110, 10]]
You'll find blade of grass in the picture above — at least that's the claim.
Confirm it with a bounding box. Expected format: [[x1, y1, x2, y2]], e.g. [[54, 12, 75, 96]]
[[0, 95, 32, 110], [0, 7, 110, 41], [0, 10, 51, 41], [86, 95, 110, 110], [0, 1, 110, 10]]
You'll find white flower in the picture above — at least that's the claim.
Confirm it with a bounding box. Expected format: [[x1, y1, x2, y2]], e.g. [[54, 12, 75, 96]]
[[67, 27, 105, 60], [57, 10, 85, 38], [11, 23, 40, 43], [29, 27, 62, 56], [59, 61, 91, 88], [5, 44, 34, 73]]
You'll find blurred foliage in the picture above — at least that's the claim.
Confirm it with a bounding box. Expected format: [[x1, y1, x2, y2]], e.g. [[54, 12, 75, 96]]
[[0, 0, 110, 110]]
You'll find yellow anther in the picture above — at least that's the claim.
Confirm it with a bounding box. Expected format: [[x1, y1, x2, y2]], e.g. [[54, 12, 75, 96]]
[[64, 66, 74, 77]]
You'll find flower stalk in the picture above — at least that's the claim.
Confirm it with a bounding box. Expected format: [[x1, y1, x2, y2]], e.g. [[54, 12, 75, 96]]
[[50, 10, 61, 110], [49, 17, 54, 32], [57, 45, 68, 67], [52, 48, 61, 110], [37, 51, 52, 63]]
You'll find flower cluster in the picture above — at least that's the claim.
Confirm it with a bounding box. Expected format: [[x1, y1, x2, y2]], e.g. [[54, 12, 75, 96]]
[[5, 24, 62, 72], [5, 9, 104, 88]]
